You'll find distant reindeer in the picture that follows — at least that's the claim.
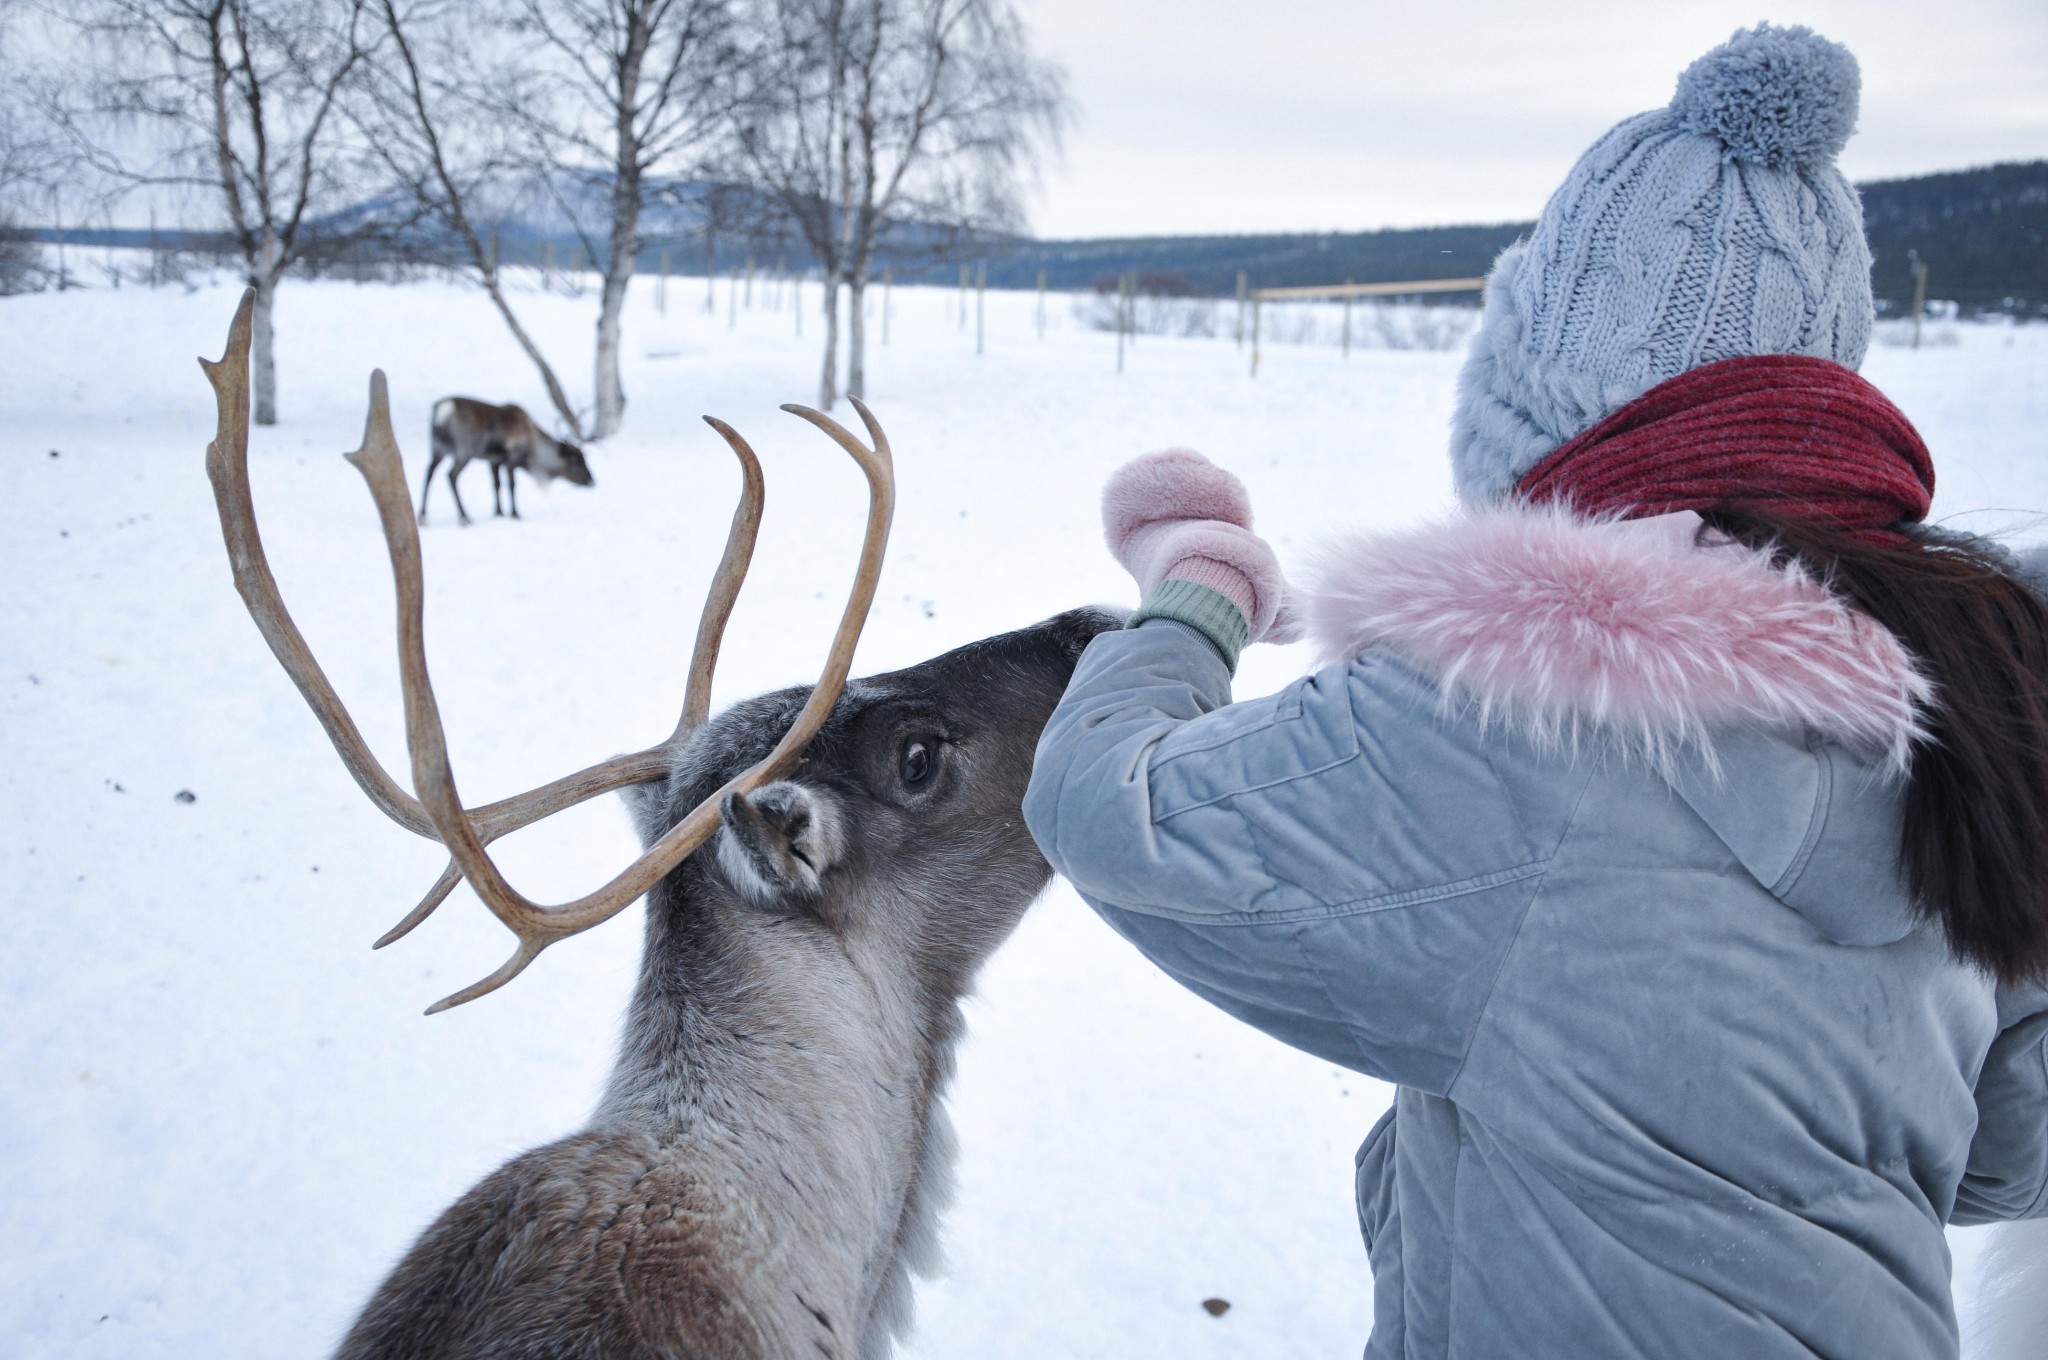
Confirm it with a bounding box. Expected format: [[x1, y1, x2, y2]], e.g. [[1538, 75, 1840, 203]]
[[198, 291, 1116, 1359], [419, 396, 594, 524]]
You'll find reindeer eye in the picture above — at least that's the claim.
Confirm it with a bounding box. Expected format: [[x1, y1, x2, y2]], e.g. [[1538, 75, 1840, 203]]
[[900, 741, 933, 785]]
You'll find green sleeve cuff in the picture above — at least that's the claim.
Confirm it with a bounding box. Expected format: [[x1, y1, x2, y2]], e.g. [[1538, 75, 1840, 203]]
[[1129, 579, 1250, 673]]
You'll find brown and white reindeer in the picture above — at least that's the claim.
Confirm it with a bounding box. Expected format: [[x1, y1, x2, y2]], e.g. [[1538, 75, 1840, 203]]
[[418, 395, 595, 525], [199, 291, 1115, 1359]]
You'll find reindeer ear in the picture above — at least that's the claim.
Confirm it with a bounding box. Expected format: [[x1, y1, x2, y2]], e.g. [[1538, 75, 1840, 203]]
[[716, 782, 844, 907]]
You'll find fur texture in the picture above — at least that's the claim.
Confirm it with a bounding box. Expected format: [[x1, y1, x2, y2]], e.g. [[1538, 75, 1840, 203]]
[[334, 608, 1121, 1360], [1100, 448, 1254, 544], [1102, 449, 1298, 642], [1306, 503, 1932, 774], [716, 780, 846, 906]]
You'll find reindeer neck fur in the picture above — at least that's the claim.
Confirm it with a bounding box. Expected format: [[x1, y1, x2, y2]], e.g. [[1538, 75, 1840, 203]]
[[334, 610, 1117, 1360], [592, 866, 967, 1359]]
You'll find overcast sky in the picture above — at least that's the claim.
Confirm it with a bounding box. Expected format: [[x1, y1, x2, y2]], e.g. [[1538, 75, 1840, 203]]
[[1017, 0, 2048, 238]]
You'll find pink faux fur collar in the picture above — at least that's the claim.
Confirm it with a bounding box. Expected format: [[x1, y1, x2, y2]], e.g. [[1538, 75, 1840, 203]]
[[1305, 505, 1932, 773]]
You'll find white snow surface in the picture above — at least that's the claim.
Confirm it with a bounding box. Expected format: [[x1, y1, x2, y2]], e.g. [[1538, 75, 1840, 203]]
[[3, 275, 2044, 1358]]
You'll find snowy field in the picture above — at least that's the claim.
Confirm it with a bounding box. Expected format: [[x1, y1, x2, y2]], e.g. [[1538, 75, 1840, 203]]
[[4, 268, 2045, 1359]]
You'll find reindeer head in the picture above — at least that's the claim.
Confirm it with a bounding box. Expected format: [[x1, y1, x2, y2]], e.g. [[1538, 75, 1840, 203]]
[[551, 439, 595, 487], [199, 286, 1112, 1015], [633, 608, 1120, 986], [530, 433, 595, 488]]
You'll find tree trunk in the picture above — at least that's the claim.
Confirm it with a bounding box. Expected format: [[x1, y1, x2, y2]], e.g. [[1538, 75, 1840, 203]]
[[251, 231, 282, 426], [818, 275, 841, 410], [846, 272, 866, 402], [594, 268, 628, 436], [593, 196, 640, 438], [250, 272, 278, 426]]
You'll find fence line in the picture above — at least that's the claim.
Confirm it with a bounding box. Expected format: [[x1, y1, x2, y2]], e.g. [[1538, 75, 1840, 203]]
[[1250, 276, 1483, 375]]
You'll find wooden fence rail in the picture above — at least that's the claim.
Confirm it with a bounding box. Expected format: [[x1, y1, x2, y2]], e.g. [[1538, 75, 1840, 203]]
[[1250, 276, 1484, 376]]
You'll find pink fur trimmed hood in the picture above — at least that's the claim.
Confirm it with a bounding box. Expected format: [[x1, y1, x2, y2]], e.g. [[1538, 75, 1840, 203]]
[[1305, 505, 1933, 773]]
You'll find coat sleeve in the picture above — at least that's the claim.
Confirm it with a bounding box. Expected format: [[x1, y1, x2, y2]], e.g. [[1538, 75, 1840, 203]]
[[1950, 543, 2048, 1225], [1023, 619, 1587, 1093], [1953, 985, 2048, 1225]]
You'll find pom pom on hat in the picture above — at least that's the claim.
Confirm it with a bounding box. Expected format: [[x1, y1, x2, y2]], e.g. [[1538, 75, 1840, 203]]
[[1447, 23, 1876, 506], [1671, 23, 1860, 169]]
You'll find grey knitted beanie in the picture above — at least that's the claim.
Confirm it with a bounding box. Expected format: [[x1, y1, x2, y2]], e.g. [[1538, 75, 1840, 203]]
[[1449, 23, 1875, 506]]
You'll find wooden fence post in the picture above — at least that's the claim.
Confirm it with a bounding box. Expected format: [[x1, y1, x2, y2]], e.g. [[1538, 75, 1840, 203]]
[[1342, 279, 1353, 358], [1251, 294, 1262, 378], [1116, 273, 1128, 374], [958, 264, 969, 330], [657, 248, 669, 315], [542, 239, 555, 291], [744, 255, 754, 307], [1235, 270, 1247, 348], [1909, 253, 1929, 350]]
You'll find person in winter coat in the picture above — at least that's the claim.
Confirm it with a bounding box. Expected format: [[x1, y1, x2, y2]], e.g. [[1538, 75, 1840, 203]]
[[1023, 24, 2048, 1360]]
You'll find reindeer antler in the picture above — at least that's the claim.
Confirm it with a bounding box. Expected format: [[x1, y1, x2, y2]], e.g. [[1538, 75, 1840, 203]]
[[368, 413, 765, 951], [201, 289, 893, 1013]]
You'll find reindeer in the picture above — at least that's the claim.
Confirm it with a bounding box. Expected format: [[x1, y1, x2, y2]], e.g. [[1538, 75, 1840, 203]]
[[418, 396, 595, 525], [198, 291, 1117, 1359]]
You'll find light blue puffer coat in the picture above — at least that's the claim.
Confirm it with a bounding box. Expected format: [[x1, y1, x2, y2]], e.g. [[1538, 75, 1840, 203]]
[[1023, 507, 2048, 1360]]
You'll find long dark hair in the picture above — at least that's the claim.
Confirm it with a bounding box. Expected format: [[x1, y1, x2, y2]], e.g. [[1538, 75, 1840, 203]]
[[1704, 509, 2048, 985]]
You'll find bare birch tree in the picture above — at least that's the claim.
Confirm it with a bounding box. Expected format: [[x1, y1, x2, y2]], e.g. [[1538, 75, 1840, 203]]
[[0, 7, 64, 291], [493, 0, 742, 437], [356, 0, 587, 436], [60, 0, 375, 423], [0, 5, 56, 204], [736, 0, 1063, 408], [358, 0, 738, 439]]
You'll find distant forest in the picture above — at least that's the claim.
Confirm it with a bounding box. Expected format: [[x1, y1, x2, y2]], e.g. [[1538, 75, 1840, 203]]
[[1858, 161, 2047, 314], [35, 160, 2047, 316], [948, 160, 2048, 316]]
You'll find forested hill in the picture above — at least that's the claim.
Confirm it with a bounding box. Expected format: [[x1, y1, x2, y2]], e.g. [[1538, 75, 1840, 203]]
[[960, 220, 1528, 297], [31, 161, 2044, 313], [1859, 162, 2048, 313], [953, 160, 2047, 315]]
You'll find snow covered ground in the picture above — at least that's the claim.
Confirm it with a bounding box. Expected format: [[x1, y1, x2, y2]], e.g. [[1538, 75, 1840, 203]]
[[3, 270, 2044, 1359]]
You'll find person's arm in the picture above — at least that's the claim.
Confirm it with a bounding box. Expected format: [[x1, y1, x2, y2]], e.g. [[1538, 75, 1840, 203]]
[[1025, 617, 1585, 1093], [1949, 544, 2048, 1225], [1953, 986, 2048, 1225]]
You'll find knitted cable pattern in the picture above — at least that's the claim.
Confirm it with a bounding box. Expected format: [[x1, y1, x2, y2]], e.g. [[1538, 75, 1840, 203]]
[[1449, 24, 1875, 507]]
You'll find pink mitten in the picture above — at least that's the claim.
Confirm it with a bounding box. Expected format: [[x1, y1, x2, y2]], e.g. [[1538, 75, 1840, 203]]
[[1102, 449, 1302, 644]]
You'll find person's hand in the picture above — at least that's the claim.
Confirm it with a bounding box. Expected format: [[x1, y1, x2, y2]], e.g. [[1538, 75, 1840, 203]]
[[1102, 449, 1302, 645]]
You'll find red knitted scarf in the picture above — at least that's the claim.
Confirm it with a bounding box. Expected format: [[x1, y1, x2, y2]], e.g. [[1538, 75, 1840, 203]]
[[1516, 355, 1934, 545]]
